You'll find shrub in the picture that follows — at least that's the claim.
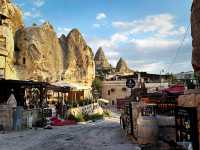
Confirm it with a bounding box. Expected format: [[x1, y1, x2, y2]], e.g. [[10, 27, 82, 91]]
[[103, 110, 111, 117], [86, 113, 103, 121], [67, 113, 76, 121], [75, 113, 85, 122]]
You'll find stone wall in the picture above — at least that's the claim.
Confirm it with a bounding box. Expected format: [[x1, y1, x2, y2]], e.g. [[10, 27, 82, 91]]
[[192, 0, 200, 76], [101, 80, 132, 105], [177, 90, 200, 147]]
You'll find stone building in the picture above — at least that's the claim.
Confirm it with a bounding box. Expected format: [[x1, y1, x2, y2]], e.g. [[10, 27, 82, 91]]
[[101, 73, 171, 106], [101, 80, 133, 105]]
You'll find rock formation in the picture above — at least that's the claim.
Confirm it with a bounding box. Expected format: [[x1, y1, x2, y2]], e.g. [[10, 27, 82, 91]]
[[191, 0, 200, 76], [1, 0, 95, 86], [59, 29, 95, 86], [0, 25, 16, 79], [0, 0, 23, 80], [14, 22, 64, 82], [115, 58, 133, 74], [0, 0, 24, 34], [94, 47, 112, 70]]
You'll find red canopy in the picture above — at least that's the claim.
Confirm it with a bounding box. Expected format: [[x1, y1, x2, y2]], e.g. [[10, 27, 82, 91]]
[[162, 84, 185, 94]]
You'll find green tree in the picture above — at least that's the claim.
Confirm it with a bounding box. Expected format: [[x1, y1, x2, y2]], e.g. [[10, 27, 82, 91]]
[[92, 78, 102, 99], [32, 23, 37, 26]]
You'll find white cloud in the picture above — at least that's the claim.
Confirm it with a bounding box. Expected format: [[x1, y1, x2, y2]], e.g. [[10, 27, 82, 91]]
[[57, 27, 71, 37], [129, 61, 192, 74], [15, 3, 25, 8], [89, 13, 191, 74], [96, 13, 107, 20], [24, 11, 32, 17], [112, 14, 185, 37], [111, 33, 128, 43], [93, 23, 101, 28], [88, 33, 128, 52], [39, 19, 45, 23], [130, 37, 179, 50], [140, 62, 167, 73], [31, 0, 46, 7], [24, 11, 42, 18]]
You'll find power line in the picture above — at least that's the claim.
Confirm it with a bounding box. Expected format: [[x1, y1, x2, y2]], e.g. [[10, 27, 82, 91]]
[[165, 24, 190, 73]]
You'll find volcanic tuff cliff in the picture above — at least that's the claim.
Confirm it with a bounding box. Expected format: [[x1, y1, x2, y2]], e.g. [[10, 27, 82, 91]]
[[0, 0, 24, 80], [59, 29, 95, 85], [191, 0, 200, 76], [94, 47, 112, 70], [116, 58, 133, 74], [0, 0, 24, 34], [0, 0, 95, 86], [14, 24, 95, 85], [14, 22, 64, 82]]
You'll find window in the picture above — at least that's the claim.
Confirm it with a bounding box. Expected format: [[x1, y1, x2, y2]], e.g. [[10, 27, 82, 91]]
[[122, 87, 127, 91], [112, 100, 115, 105], [23, 57, 26, 65], [111, 88, 115, 92], [0, 68, 5, 79], [108, 90, 110, 95], [0, 36, 6, 50], [0, 16, 2, 25], [0, 15, 6, 25]]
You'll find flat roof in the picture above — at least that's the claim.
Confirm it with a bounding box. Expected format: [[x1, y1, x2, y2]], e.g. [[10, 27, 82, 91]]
[[0, 79, 71, 92]]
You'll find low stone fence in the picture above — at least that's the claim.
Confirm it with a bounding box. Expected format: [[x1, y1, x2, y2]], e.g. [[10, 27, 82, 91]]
[[0, 105, 41, 131], [68, 103, 103, 117], [177, 90, 200, 149]]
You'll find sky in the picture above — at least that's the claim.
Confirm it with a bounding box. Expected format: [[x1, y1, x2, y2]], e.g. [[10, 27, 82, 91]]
[[13, 0, 193, 74]]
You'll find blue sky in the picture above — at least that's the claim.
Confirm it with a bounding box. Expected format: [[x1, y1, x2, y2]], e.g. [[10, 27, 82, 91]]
[[13, 0, 193, 74]]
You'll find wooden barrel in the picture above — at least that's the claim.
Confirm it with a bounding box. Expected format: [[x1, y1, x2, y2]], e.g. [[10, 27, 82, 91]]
[[0, 105, 13, 131], [137, 116, 159, 145]]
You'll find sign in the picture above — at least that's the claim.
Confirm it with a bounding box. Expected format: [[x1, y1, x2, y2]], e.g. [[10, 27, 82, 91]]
[[126, 78, 135, 88], [175, 106, 199, 150]]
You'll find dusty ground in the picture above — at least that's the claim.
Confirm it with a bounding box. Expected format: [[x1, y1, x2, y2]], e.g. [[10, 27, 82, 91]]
[[0, 112, 140, 150]]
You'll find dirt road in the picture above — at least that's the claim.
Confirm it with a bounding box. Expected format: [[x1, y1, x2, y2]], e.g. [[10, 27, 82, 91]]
[[0, 113, 140, 150]]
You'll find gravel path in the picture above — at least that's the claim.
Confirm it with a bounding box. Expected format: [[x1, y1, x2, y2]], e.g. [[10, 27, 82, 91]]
[[0, 113, 140, 150]]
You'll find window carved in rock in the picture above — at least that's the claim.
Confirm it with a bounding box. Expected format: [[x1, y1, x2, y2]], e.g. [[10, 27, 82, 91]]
[[0, 36, 6, 51], [23, 57, 26, 65], [108, 90, 110, 95], [0, 68, 5, 79], [111, 88, 115, 92], [122, 87, 127, 91], [0, 16, 2, 25]]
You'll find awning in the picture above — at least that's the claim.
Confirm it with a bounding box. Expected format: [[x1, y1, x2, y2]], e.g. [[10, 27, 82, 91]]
[[162, 84, 185, 94], [52, 82, 91, 91], [97, 98, 109, 104]]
